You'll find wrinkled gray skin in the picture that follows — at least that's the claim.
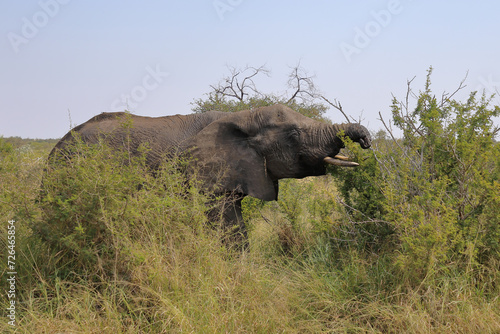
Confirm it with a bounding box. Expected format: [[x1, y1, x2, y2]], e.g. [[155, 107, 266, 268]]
[[49, 104, 371, 247]]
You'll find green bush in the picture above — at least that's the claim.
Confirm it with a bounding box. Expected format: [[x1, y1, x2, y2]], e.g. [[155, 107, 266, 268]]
[[334, 68, 500, 287], [37, 135, 211, 280], [388, 69, 499, 282], [0, 137, 14, 157], [329, 132, 394, 253]]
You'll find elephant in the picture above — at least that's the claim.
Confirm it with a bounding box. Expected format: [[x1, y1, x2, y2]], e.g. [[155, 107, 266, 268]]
[[48, 104, 371, 247]]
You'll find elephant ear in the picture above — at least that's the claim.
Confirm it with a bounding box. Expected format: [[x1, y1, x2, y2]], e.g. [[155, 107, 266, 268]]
[[187, 112, 277, 201]]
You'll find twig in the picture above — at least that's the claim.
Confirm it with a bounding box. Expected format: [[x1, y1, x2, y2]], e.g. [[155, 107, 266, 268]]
[[286, 63, 318, 104], [378, 112, 403, 152], [440, 71, 468, 108], [258, 208, 273, 227], [321, 95, 351, 123], [210, 65, 270, 101]]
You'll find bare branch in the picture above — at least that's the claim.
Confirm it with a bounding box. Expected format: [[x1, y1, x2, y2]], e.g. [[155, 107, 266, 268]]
[[378, 111, 402, 151], [440, 71, 468, 108], [396, 77, 424, 138], [209, 63, 363, 125], [210, 65, 270, 101], [405, 76, 416, 113], [335, 194, 390, 226], [321, 95, 351, 123], [286, 63, 318, 104]]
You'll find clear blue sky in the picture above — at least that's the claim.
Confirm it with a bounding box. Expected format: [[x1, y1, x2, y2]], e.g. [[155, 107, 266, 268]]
[[1, 0, 499, 138]]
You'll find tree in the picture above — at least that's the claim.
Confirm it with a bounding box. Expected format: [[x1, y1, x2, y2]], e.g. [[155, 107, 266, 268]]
[[210, 65, 270, 102], [191, 63, 351, 122]]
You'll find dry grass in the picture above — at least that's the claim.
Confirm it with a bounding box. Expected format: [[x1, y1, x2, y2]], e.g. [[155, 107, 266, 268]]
[[1, 140, 499, 333]]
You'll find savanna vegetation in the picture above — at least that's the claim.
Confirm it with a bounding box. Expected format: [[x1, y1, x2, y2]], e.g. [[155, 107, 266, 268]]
[[1, 67, 499, 333]]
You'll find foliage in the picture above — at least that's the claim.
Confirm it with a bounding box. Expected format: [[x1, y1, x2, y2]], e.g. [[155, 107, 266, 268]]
[[386, 68, 499, 282], [1, 68, 499, 332], [334, 67, 500, 286], [37, 135, 211, 279], [0, 137, 14, 156], [329, 130, 394, 253]]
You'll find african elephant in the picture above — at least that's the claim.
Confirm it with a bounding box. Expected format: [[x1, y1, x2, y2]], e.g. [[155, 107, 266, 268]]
[[48, 104, 371, 247]]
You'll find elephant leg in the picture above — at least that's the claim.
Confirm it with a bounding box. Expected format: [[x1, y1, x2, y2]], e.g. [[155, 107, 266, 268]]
[[207, 193, 248, 250], [222, 196, 248, 249]]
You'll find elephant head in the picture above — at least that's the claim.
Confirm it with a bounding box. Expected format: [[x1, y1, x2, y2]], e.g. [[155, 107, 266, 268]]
[[188, 104, 371, 201]]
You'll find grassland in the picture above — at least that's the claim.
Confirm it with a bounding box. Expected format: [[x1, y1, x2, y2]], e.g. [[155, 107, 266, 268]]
[[0, 133, 499, 334]]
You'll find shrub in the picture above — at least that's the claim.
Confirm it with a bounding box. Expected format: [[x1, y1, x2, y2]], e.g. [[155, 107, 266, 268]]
[[37, 135, 211, 280], [333, 68, 500, 287]]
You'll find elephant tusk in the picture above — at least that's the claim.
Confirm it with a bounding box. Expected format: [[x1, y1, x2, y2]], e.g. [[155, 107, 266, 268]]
[[334, 154, 351, 161], [324, 156, 359, 167]]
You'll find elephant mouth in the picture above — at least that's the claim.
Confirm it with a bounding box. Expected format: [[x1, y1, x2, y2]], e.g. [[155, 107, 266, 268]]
[[359, 137, 372, 149], [323, 155, 359, 167]]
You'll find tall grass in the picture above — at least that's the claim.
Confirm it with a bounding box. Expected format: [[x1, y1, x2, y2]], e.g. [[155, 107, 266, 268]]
[[1, 134, 499, 333]]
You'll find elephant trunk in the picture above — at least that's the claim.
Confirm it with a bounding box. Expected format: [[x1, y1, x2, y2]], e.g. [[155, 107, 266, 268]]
[[303, 122, 365, 168]]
